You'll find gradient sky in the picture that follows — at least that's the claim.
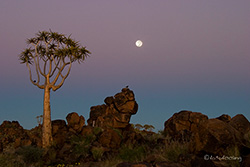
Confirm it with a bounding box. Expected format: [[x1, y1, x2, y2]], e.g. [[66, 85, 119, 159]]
[[0, 0, 250, 131]]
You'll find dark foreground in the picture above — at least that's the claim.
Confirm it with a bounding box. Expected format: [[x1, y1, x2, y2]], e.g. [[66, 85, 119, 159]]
[[1, 88, 250, 167]]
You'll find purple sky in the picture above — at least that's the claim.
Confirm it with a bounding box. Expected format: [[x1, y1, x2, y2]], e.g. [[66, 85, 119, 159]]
[[0, 0, 250, 130]]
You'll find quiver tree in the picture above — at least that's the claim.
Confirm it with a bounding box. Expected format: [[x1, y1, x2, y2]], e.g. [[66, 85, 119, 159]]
[[19, 31, 91, 148]]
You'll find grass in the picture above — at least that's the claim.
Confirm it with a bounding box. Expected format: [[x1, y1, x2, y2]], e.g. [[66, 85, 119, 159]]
[[0, 128, 194, 166], [70, 134, 96, 160], [16, 145, 43, 165], [163, 138, 189, 162], [223, 146, 241, 167], [119, 144, 146, 162], [91, 147, 104, 161], [0, 145, 44, 167]]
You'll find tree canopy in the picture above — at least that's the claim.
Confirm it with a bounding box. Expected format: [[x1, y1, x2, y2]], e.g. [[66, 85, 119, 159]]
[[19, 30, 91, 91]]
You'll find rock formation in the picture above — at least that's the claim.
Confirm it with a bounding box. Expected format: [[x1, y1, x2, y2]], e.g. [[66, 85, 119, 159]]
[[229, 114, 250, 138], [190, 118, 243, 155], [0, 121, 32, 151], [98, 128, 122, 149], [87, 87, 138, 129], [52, 120, 68, 148], [164, 110, 208, 141], [66, 112, 85, 133], [164, 110, 250, 157]]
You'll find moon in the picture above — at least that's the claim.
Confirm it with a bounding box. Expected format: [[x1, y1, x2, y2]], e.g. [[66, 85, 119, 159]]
[[135, 40, 143, 47]]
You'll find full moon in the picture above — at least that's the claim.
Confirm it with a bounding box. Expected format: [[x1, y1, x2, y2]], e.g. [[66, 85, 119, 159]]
[[135, 40, 143, 47]]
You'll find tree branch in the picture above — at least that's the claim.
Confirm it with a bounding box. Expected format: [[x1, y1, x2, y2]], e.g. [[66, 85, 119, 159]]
[[31, 54, 40, 84], [43, 59, 48, 75], [26, 62, 44, 89], [51, 60, 70, 86], [48, 58, 52, 76], [50, 56, 61, 77], [52, 60, 72, 91], [35, 45, 46, 77]]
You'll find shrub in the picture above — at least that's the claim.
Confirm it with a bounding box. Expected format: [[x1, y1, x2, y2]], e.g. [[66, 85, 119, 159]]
[[91, 147, 104, 161], [119, 145, 146, 162], [71, 135, 96, 159], [93, 127, 103, 136], [0, 152, 24, 167], [163, 139, 189, 162], [16, 145, 43, 165], [224, 146, 241, 167]]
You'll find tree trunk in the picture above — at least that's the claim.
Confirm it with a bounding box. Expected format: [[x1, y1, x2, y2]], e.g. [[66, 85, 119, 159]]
[[42, 86, 53, 148]]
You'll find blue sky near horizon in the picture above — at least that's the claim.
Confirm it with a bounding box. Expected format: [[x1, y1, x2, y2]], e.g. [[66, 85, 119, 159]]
[[0, 0, 250, 131]]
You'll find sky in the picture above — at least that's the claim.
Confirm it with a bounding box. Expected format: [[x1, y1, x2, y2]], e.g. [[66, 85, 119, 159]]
[[0, 0, 250, 131]]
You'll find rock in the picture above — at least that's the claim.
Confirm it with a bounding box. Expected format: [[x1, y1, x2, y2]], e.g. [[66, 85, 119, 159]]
[[122, 126, 144, 146], [104, 96, 114, 106], [98, 128, 122, 149], [66, 112, 85, 133], [164, 111, 250, 157], [0, 121, 31, 150], [52, 120, 67, 135], [52, 120, 68, 147], [229, 114, 250, 137], [28, 125, 42, 147], [190, 118, 243, 156], [58, 143, 72, 161], [114, 89, 137, 114], [229, 114, 250, 154], [87, 88, 138, 129], [216, 114, 231, 123], [164, 110, 208, 141], [80, 126, 94, 136], [89, 105, 107, 120]]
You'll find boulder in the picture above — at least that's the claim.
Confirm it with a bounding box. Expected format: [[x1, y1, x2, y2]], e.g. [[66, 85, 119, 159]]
[[80, 126, 94, 136], [229, 114, 250, 138], [120, 124, 145, 146], [28, 125, 42, 147], [98, 128, 122, 149], [58, 143, 72, 161], [52, 120, 68, 147], [66, 112, 85, 133], [216, 114, 231, 123], [190, 118, 244, 155], [52, 119, 67, 135], [114, 88, 137, 114], [164, 111, 250, 157], [104, 96, 114, 106], [87, 88, 138, 129], [229, 114, 250, 154], [164, 110, 208, 141], [0, 121, 31, 150]]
